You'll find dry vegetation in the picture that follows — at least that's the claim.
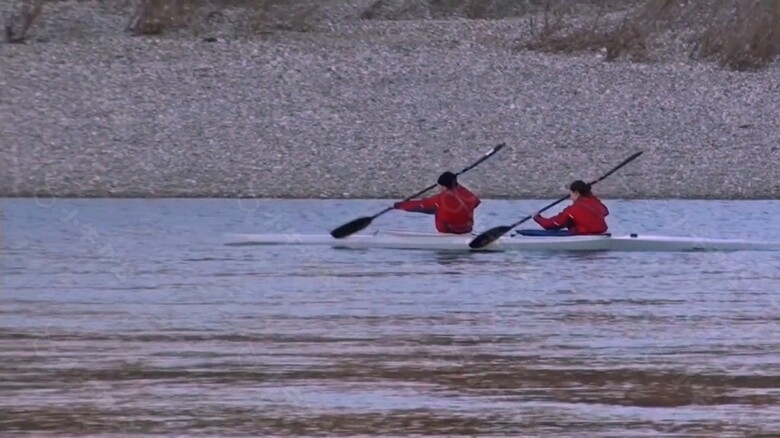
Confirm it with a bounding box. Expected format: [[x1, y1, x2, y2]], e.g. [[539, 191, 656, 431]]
[[523, 0, 780, 71], [3, 0, 305, 42], [124, 0, 306, 35], [126, 0, 196, 35], [4, 0, 45, 43], [3, 0, 779, 71]]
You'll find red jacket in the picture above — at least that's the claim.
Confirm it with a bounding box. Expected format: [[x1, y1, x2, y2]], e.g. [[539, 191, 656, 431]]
[[533, 195, 609, 235], [394, 185, 481, 234]]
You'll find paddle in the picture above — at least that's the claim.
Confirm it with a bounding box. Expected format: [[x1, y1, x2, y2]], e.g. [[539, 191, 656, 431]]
[[329, 142, 506, 239], [468, 150, 644, 249]]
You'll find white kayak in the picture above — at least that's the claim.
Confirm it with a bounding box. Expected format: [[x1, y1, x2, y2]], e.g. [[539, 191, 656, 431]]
[[224, 230, 780, 252]]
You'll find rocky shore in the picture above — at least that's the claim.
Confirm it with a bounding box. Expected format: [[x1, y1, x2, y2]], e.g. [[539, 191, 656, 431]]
[[1, 0, 779, 199]]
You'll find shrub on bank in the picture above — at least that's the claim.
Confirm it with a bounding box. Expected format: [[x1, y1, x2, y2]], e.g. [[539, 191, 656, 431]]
[[3, 0, 306, 41], [124, 0, 317, 35], [126, 0, 196, 35], [4, 0, 44, 43], [4, 0, 779, 71], [523, 0, 780, 71]]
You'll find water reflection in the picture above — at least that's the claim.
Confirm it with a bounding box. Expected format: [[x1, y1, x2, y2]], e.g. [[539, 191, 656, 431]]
[[3, 199, 780, 437], [432, 250, 480, 266]]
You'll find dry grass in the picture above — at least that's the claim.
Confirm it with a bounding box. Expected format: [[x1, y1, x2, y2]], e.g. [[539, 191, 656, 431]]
[[127, 0, 318, 35], [694, 0, 780, 71], [523, 0, 649, 61], [126, 0, 195, 35], [2, 0, 315, 41], [125, 0, 285, 36], [4, 0, 779, 71], [523, 0, 780, 70], [4, 0, 45, 43]]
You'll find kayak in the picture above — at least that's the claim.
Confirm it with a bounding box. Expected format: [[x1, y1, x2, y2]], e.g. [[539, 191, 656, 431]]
[[224, 230, 780, 252]]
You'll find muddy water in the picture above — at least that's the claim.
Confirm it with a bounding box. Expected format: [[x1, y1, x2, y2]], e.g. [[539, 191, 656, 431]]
[[2, 199, 780, 437]]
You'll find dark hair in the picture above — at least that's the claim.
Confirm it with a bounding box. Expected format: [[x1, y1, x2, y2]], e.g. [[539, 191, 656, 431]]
[[437, 171, 457, 189], [569, 180, 592, 196]]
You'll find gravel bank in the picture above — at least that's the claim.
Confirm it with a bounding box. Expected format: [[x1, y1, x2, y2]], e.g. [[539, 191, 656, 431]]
[[1, 1, 779, 199]]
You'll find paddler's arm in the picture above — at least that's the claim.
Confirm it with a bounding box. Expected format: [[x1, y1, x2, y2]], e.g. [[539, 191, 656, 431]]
[[393, 195, 438, 215], [533, 208, 572, 230]]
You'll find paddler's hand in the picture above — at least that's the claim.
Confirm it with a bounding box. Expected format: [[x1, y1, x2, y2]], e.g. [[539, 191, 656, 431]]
[[393, 202, 403, 209]]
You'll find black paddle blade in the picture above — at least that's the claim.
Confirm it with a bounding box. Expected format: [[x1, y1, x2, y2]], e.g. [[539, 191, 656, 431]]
[[330, 216, 374, 239], [469, 225, 513, 249]]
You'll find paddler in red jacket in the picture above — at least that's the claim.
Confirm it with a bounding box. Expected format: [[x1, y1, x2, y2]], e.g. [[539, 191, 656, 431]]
[[533, 180, 609, 235], [393, 171, 481, 234]]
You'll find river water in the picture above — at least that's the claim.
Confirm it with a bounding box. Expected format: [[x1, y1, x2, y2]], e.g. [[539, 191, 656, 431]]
[[2, 198, 780, 437]]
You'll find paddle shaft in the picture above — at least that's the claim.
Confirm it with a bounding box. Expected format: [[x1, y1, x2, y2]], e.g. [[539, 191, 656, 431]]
[[329, 142, 506, 238], [509, 152, 643, 228], [468, 151, 643, 248], [370, 142, 506, 220]]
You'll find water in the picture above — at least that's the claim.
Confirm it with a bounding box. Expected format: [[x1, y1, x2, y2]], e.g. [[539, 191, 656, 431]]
[[2, 198, 780, 437]]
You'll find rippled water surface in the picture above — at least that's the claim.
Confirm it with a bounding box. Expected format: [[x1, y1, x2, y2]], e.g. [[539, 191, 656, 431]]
[[3, 198, 780, 437]]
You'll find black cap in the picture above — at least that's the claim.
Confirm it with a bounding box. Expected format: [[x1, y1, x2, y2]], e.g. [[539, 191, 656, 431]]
[[569, 180, 592, 195], [437, 171, 457, 189]]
